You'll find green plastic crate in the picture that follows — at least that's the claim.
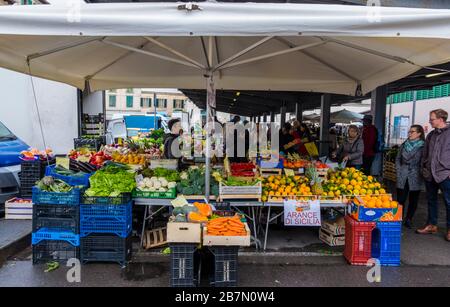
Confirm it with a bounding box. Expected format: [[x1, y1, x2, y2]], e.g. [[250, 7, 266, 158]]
[[132, 188, 177, 199]]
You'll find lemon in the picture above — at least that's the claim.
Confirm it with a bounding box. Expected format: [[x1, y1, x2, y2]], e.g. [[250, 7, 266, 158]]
[[366, 189, 373, 195], [335, 190, 341, 196], [379, 188, 386, 194], [353, 189, 360, 196]]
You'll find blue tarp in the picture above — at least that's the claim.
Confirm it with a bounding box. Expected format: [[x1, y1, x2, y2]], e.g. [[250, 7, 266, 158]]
[[124, 115, 160, 133]]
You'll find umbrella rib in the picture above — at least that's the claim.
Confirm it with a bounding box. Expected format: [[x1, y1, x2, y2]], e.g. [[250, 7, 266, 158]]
[[200, 37, 211, 69], [274, 37, 359, 83], [143, 36, 206, 69], [318, 37, 421, 68], [101, 39, 201, 70], [214, 37, 222, 79], [218, 41, 327, 71], [85, 41, 151, 81], [213, 36, 274, 72], [27, 37, 105, 61]]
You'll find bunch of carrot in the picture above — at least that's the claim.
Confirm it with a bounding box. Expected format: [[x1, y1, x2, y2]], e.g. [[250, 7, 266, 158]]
[[206, 216, 247, 236]]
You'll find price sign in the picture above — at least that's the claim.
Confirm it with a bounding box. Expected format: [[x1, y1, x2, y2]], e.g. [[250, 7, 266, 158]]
[[56, 157, 70, 170], [284, 169, 295, 177], [284, 199, 321, 226]]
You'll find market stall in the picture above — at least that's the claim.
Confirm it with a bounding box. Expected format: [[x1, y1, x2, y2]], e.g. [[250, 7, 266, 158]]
[[1, 2, 449, 286]]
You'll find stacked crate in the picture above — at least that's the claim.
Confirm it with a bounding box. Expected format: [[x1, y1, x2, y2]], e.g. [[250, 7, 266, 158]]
[[31, 186, 82, 264], [19, 158, 55, 198], [344, 215, 376, 265], [80, 194, 133, 267], [372, 221, 402, 266], [344, 216, 402, 266]]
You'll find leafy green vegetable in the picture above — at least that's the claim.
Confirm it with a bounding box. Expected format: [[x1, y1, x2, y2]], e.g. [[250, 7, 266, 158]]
[[85, 164, 136, 197], [153, 168, 180, 182], [36, 176, 74, 192]]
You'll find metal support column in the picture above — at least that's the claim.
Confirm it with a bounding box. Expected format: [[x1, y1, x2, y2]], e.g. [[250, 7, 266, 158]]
[[205, 73, 216, 200], [295, 102, 303, 123], [371, 85, 387, 176], [319, 94, 331, 157], [280, 104, 286, 127], [270, 111, 275, 123], [411, 91, 417, 124]]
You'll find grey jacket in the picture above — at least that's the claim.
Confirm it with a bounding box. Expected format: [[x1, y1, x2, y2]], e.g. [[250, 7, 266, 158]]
[[395, 142, 424, 191], [421, 125, 450, 183], [336, 137, 364, 166]]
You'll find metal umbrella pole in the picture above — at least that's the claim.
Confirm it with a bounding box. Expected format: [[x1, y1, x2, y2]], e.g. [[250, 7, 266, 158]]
[[205, 73, 216, 201]]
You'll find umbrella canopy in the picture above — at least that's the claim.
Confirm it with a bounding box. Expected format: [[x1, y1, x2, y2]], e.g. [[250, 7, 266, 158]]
[[307, 109, 364, 123], [0, 2, 449, 95]]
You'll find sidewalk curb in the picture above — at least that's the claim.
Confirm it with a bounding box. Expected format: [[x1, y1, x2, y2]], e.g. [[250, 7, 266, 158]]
[[0, 233, 31, 268]]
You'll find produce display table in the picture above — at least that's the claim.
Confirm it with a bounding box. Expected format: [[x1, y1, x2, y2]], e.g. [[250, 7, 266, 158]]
[[134, 198, 172, 249], [262, 201, 348, 251], [134, 198, 347, 252], [134, 197, 264, 250]]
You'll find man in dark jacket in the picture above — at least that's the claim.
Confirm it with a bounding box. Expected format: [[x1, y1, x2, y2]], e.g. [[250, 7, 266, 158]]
[[361, 115, 377, 175], [163, 118, 182, 159], [417, 109, 450, 242]]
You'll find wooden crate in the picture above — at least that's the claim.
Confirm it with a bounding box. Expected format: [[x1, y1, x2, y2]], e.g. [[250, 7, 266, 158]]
[[259, 168, 282, 177], [383, 161, 397, 182], [167, 222, 201, 243], [5, 198, 33, 220], [219, 181, 261, 201], [143, 227, 167, 249], [203, 223, 251, 246], [319, 228, 345, 247]]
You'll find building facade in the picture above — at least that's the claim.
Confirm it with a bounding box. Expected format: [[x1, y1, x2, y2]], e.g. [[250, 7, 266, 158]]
[[105, 88, 191, 120]]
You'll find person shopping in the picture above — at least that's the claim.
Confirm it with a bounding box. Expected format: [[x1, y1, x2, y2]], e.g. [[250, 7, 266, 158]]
[[395, 125, 425, 229], [334, 125, 364, 169], [417, 109, 450, 242]]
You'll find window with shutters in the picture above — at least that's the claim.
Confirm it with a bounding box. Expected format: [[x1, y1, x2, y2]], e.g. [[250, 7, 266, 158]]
[[155, 98, 167, 108], [140, 98, 151, 108], [126, 96, 133, 108], [109, 95, 116, 107], [173, 99, 185, 110]]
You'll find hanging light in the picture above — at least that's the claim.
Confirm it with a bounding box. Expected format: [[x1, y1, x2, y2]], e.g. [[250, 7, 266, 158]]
[[236, 92, 241, 96], [426, 71, 449, 78]]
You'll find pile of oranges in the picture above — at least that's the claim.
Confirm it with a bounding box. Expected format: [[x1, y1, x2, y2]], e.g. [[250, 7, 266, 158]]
[[111, 152, 146, 165], [262, 175, 311, 202], [324, 168, 386, 197], [355, 195, 398, 209]]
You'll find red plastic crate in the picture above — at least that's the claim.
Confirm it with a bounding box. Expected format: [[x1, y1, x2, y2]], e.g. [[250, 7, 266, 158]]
[[344, 215, 376, 265]]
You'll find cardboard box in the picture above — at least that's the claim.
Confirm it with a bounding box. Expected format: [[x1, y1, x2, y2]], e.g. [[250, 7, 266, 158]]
[[5, 198, 33, 220], [319, 228, 345, 247], [167, 222, 202, 243], [350, 202, 403, 222], [321, 218, 345, 236], [203, 223, 251, 246]]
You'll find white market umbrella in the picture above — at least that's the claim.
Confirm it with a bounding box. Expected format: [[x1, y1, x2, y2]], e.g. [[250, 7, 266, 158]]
[[1, 2, 450, 197], [0, 3, 449, 95]]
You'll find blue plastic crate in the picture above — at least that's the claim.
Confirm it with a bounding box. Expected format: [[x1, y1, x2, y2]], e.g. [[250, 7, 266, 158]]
[[32, 228, 80, 246], [256, 157, 282, 169], [45, 165, 92, 187], [32, 186, 82, 205], [80, 202, 132, 238], [371, 221, 402, 266]]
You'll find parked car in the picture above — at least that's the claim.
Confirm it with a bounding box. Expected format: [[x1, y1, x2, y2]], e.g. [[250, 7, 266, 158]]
[[0, 121, 29, 207]]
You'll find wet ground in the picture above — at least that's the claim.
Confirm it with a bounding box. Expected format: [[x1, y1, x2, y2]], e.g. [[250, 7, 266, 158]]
[[0, 193, 448, 287]]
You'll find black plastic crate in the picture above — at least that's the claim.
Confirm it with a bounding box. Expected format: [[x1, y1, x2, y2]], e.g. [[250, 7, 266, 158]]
[[21, 158, 56, 175], [170, 244, 200, 287], [32, 240, 79, 264], [83, 113, 104, 124], [33, 204, 80, 233], [74, 136, 105, 151], [209, 246, 239, 287], [80, 235, 132, 267]]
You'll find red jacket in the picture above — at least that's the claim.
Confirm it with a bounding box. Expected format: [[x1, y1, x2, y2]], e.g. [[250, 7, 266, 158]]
[[362, 125, 377, 157]]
